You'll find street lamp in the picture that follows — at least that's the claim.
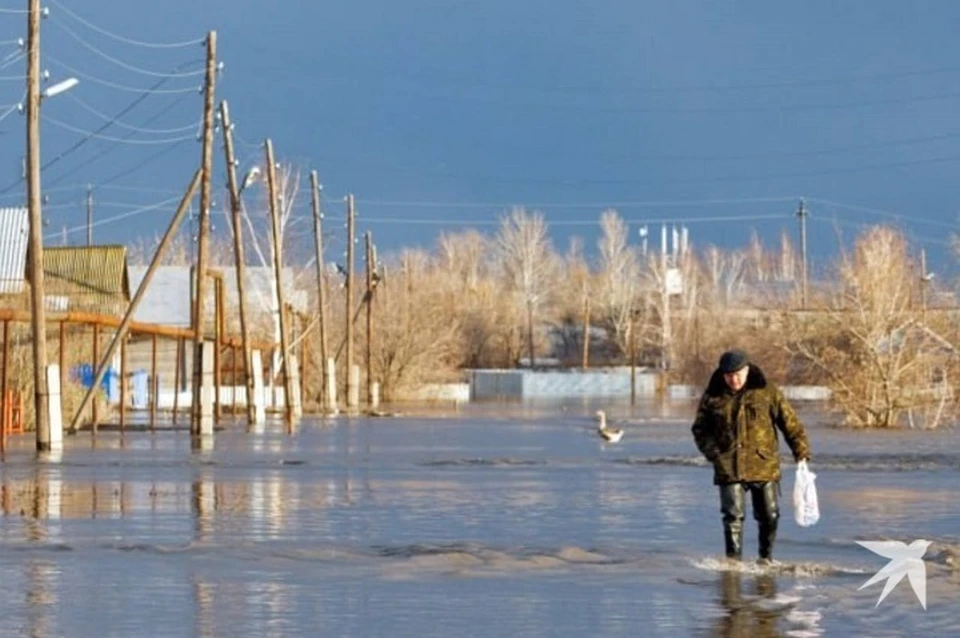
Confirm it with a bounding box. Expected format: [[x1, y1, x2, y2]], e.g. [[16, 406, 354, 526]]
[[42, 77, 78, 99]]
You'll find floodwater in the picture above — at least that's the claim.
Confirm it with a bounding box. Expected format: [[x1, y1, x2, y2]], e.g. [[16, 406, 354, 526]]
[[0, 401, 957, 637]]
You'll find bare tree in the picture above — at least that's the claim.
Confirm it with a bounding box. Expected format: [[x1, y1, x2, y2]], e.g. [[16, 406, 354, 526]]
[[781, 226, 957, 427], [595, 209, 640, 358], [495, 207, 556, 367]]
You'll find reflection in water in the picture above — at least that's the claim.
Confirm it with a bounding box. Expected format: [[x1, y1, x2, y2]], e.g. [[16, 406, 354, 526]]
[[25, 559, 58, 638], [711, 571, 785, 638]]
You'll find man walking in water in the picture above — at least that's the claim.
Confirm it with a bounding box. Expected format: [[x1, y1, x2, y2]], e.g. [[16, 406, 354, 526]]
[[691, 349, 812, 564]]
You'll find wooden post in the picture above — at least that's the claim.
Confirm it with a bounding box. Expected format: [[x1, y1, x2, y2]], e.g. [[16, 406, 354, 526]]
[[1, 320, 7, 458], [92, 323, 99, 431], [120, 335, 127, 431], [629, 311, 637, 406], [219, 101, 255, 426], [231, 343, 238, 414], [69, 170, 202, 432], [59, 321, 66, 398], [345, 194, 356, 404], [364, 231, 374, 405], [26, 0, 50, 450], [191, 30, 217, 436], [173, 337, 181, 424], [581, 297, 590, 370], [310, 170, 329, 409], [213, 275, 222, 424], [265, 139, 293, 423], [150, 333, 158, 430]]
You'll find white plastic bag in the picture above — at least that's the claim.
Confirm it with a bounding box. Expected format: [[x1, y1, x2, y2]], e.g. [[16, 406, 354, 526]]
[[792, 460, 820, 527]]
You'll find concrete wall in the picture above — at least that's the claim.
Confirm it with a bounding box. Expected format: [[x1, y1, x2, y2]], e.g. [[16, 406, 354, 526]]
[[470, 368, 659, 400]]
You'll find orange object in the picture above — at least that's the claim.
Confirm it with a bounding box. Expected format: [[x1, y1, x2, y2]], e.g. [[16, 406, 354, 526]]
[[3, 390, 23, 435]]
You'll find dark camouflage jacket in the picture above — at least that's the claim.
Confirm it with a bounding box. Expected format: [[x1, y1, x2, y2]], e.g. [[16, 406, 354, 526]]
[[691, 365, 811, 485]]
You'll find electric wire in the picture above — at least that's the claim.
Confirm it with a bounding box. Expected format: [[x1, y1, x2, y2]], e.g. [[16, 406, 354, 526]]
[[45, 55, 200, 94], [64, 92, 200, 134], [48, 0, 206, 49], [44, 114, 197, 144], [50, 19, 205, 78]]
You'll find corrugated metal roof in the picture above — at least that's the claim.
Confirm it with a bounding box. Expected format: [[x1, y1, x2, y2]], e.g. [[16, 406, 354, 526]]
[[0, 208, 28, 294], [43, 245, 130, 312]]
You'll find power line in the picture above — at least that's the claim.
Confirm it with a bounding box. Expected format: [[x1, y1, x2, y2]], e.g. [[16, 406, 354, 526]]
[[45, 55, 201, 94], [64, 92, 200, 134], [45, 195, 181, 238], [43, 114, 198, 144], [313, 212, 789, 226], [44, 91, 196, 189], [352, 195, 798, 210], [50, 19, 207, 78], [805, 197, 959, 230], [48, 0, 206, 49]]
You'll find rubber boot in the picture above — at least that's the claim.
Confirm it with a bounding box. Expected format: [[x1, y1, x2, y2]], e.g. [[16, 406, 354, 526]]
[[753, 481, 780, 563], [719, 483, 745, 560]]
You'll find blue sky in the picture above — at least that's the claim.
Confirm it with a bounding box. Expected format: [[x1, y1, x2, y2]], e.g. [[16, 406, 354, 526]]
[[2, 1, 960, 276]]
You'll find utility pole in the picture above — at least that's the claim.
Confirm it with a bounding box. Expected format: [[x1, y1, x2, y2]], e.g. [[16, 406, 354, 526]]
[[86, 184, 93, 246], [26, 0, 50, 450], [364, 231, 374, 404], [920, 248, 929, 317], [581, 297, 590, 370], [310, 171, 329, 407], [219, 100, 255, 426], [797, 198, 808, 310], [345, 194, 355, 403], [265, 139, 293, 423], [191, 31, 216, 435]]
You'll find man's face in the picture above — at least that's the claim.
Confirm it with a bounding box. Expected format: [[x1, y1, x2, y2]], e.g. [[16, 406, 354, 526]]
[[723, 365, 749, 392]]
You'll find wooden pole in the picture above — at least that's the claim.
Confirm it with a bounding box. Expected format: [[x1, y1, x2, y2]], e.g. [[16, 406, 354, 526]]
[[265, 139, 293, 423], [26, 0, 50, 450], [191, 30, 217, 436], [1, 320, 8, 458], [119, 335, 127, 431], [92, 323, 99, 431], [86, 185, 94, 246], [231, 343, 238, 414], [172, 337, 181, 424], [59, 320, 66, 399], [150, 333, 157, 430], [345, 194, 356, 404], [69, 170, 202, 431], [364, 231, 374, 404], [581, 297, 590, 370], [310, 171, 329, 408], [213, 275, 222, 424], [219, 101, 255, 425]]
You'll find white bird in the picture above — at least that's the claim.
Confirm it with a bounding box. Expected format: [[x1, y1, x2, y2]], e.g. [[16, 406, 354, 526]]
[[857, 539, 932, 609], [595, 410, 624, 443]]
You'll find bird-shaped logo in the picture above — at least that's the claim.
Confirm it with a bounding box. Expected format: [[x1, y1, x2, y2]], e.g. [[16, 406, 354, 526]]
[[856, 539, 931, 609]]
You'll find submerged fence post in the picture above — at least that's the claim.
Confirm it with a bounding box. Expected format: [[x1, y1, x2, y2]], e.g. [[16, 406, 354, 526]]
[[199, 341, 214, 437], [288, 354, 302, 419], [251, 349, 266, 425], [46, 364, 62, 452], [348, 364, 360, 410], [325, 357, 337, 414]]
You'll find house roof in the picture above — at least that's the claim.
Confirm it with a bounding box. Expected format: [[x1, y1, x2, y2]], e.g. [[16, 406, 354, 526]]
[[0, 208, 27, 294], [42, 245, 131, 303]]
